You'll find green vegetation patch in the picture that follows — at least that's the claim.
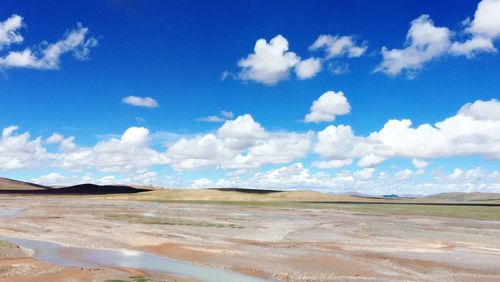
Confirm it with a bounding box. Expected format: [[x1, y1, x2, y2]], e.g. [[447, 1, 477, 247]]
[[105, 276, 155, 282], [109, 214, 244, 228], [0, 240, 16, 250], [113, 199, 500, 221], [321, 203, 500, 221]]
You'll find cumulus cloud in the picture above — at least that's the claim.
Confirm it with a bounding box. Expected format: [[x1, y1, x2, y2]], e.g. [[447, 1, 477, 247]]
[[310, 34, 368, 58], [244, 132, 312, 165], [32, 172, 65, 185], [56, 127, 168, 172], [166, 114, 311, 171], [166, 134, 234, 171], [2, 99, 500, 194], [375, 15, 451, 77], [371, 108, 500, 159], [123, 170, 158, 186], [452, 0, 500, 57], [377, 0, 500, 76], [295, 57, 322, 79], [304, 91, 351, 123], [122, 96, 159, 108], [412, 159, 429, 168], [217, 114, 267, 150], [458, 99, 500, 120], [0, 20, 98, 70], [450, 36, 496, 57], [45, 133, 64, 144], [313, 124, 390, 168], [238, 35, 300, 85], [467, 0, 500, 39], [237, 35, 323, 85], [0, 126, 48, 170], [0, 15, 24, 50], [314, 99, 500, 167]]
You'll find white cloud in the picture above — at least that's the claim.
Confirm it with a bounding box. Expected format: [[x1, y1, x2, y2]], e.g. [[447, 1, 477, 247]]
[[238, 35, 300, 85], [45, 133, 64, 144], [295, 57, 322, 79], [196, 110, 234, 123], [357, 154, 386, 168], [123, 171, 158, 186], [371, 108, 500, 159], [166, 134, 233, 171], [195, 116, 226, 123], [314, 125, 357, 160], [468, 0, 500, 39], [313, 99, 500, 167], [97, 175, 118, 185], [32, 172, 64, 185], [251, 163, 328, 189], [237, 35, 324, 85], [2, 99, 500, 194], [313, 124, 389, 168], [450, 0, 500, 57], [310, 34, 368, 58], [208, 163, 500, 195], [0, 22, 98, 69], [245, 132, 312, 165], [220, 111, 234, 119], [394, 169, 413, 181], [191, 178, 213, 188], [305, 91, 351, 123], [378, 1, 500, 75], [353, 168, 375, 180], [312, 159, 353, 169], [458, 99, 500, 120], [167, 114, 310, 171], [218, 114, 266, 150], [450, 36, 496, 57], [328, 62, 350, 75], [0, 126, 48, 170], [56, 127, 168, 172], [375, 15, 451, 77], [122, 96, 159, 108], [58, 136, 77, 152], [412, 158, 429, 168], [0, 15, 23, 50]]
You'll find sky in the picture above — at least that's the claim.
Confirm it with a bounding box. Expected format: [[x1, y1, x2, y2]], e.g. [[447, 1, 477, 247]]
[[1, 0, 499, 195]]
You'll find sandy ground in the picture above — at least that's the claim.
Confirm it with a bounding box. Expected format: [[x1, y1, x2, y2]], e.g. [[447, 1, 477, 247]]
[[1, 195, 500, 281]]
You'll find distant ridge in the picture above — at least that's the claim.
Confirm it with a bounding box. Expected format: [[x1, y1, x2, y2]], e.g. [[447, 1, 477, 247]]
[[426, 192, 500, 202], [209, 188, 283, 194], [0, 177, 49, 191], [0, 178, 150, 195]]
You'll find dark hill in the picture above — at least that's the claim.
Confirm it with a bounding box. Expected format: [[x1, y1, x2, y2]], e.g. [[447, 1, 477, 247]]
[[209, 188, 283, 194], [0, 180, 150, 195]]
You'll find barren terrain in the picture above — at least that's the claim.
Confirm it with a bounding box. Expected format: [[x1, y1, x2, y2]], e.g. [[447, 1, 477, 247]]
[[1, 192, 500, 281]]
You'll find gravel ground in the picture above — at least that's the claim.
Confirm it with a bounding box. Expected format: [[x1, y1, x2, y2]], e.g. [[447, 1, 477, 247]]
[[1, 195, 500, 281]]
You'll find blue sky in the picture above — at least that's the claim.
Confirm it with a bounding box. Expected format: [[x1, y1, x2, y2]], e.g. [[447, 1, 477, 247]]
[[1, 0, 499, 194]]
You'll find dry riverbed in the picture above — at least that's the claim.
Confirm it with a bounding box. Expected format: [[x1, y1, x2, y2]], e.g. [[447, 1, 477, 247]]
[[1, 195, 500, 281]]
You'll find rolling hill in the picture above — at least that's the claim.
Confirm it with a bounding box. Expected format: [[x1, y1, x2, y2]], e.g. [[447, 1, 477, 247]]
[[0, 177, 49, 191], [0, 177, 149, 194]]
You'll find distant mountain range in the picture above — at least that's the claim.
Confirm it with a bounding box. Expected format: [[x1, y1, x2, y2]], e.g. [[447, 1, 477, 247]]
[[426, 192, 500, 202], [1, 176, 500, 200]]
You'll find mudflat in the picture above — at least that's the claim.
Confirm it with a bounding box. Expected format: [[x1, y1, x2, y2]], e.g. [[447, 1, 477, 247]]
[[1, 195, 500, 281]]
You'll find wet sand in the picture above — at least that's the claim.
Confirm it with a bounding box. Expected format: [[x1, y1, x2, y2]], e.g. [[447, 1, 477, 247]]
[[1, 195, 500, 281]]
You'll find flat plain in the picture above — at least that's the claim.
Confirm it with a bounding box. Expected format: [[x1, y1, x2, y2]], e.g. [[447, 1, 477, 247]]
[[1, 189, 500, 281]]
